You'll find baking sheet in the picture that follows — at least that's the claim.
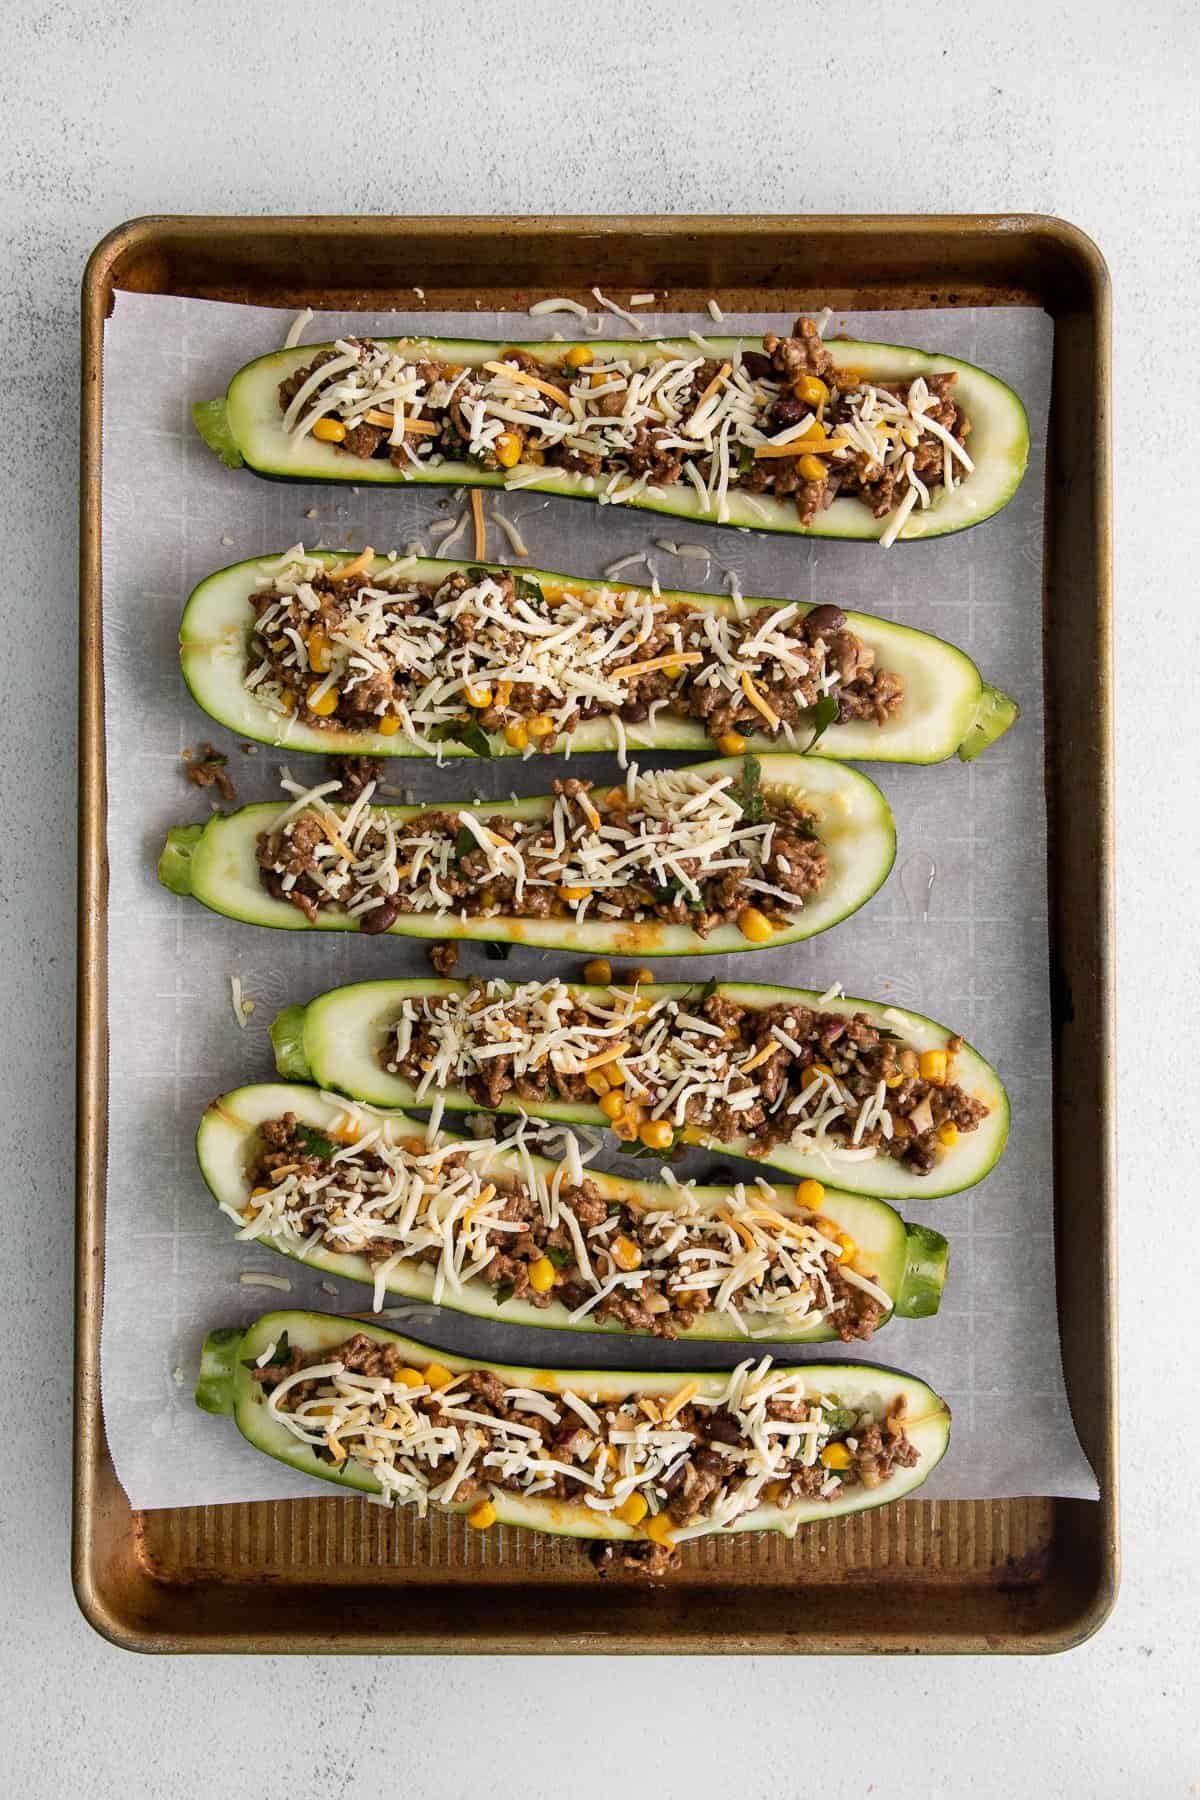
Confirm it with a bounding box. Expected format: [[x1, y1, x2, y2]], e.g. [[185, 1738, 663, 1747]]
[[98, 291, 1097, 1508]]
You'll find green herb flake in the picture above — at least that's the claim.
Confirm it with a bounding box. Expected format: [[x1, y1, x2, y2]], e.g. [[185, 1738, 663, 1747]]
[[728, 754, 764, 823], [513, 574, 544, 605], [803, 695, 840, 754], [545, 1245, 572, 1270], [297, 1126, 339, 1159], [241, 1328, 291, 1372], [493, 1281, 515, 1306], [429, 720, 494, 759]]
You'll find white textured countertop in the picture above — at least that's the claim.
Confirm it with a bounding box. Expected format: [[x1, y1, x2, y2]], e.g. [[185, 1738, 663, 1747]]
[[0, 1, 1190, 1793]]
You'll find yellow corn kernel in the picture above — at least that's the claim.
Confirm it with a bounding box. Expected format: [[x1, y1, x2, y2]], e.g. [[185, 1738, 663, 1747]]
[[797, 453, 829, 483], [885, 1070, 903, 1089], [306, 629, 333, 674], [467, 1498, 498, 1530], [464, 683, 493, 709], [560, 884, 591, 904], [584, 957, 613, 985], [919, 1049, 948, 1084], [645, 1513, 676, 1547], [638, 1119, 674, 1152], [422, 1362, 454, 1391], [613, 1110, 644, 1143], [612, 1235, 643, 1271], [249, 1185, 270, 1199], [495, 431, 523, 468], [819, 1441, 853, 1470], [494, 680, 514, 707], [395, 1366, 425, 1389], [306, 681, 339, 716], [599, 1089, 625, 1120], [764, 1479, 789, 1505], [527, 713, 556, 739], [614, 1491, 648, 1526], [504, 720, 529, 750], [585, 1068, 612, 1096], [717, 731, 747, 755], [738, 906, 774, 943], [589, 370, 609, 388], [937, 1121, 959, 1148], [632, 967, 655, 986], [279, 690, 295, 713], [680, 1126, 706, 1145], [836, 1232, 857, 1262], [793, 374, 829, 407], [312, 416, 347, 443], [663, 662, 686, 680], [528, 1256, 557, 1294], [797, 1178, 825, 1208], [564, 344, 594, 369]]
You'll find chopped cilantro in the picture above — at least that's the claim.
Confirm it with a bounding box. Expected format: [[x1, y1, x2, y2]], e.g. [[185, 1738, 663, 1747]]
[[493, 1281, 515, 1306], [297, 1126, 339, 1159], [453, 825, 477, 860], [728, 754, 764, 823], [513, 574, 544, 604], [545, 1245, 572, 1270], [428, 719, 493, 759], [803, 695, 840, 754]]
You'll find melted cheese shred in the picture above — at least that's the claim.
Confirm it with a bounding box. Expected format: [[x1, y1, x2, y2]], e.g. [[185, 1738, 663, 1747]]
[[265, 1347, 879, 1526], [244, 548, 852, 755], [277, 334, 972, 535], [228, 1104, 873, 1335]]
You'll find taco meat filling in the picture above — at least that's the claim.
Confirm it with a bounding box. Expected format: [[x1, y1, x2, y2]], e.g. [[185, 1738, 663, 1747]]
[[255, 1330, 921, 1574], [243, 548, 902, 751], [255, 763, 826, 939], [385, 977, 988, 1177], [277, 315, 973, 545], [237, 1109, 889, 1341]]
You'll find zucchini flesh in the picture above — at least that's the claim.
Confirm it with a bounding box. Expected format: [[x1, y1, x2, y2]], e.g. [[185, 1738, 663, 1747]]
[[180, 550, 1015, 765], [198, 330, 1028, 544], [273, 977, 1009, 1202], [196, 1082, 949, 1339], [197, 1309, 951, 1539], [157, 753, 896, 957]]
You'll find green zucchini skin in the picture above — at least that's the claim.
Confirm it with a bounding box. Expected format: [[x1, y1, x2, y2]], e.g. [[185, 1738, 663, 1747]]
[[196, 1309, 952, 1539], [196, 1082, 948, 1340], [271, 977, 1010, 1202], [180, 550, 1016, 766], [194, 330, 1028, 544], [156, 753, 897, 958]]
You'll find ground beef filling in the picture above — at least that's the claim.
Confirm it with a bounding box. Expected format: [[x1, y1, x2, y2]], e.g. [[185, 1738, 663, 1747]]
[[387, 983, 988, 1177], [246, 1113, 884, 1342], [278, 318, 970, 531], [258, 1334, 919, 1573], [245, 561, 903, 747], [254, 775, 826, 937]]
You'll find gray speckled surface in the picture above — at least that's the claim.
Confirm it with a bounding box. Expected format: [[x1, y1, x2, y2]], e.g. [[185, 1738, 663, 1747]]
[[1, 0, 1191, 1792]]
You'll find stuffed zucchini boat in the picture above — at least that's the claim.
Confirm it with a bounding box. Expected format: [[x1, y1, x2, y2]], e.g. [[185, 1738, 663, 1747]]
[[181, 546, 1017, 765], [196, 1310, 951, 1570], [271, 974, 1009, 1201], [194, 313, 1027, 545], [199, 1083, 948, 1341], [158, 755, 895, 956]]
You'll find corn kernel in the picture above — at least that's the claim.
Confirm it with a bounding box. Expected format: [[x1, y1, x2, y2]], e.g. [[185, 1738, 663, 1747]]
[[306, 681, 339, 716], [885, 1070, 903, 1089], [614, 1492, 648, 1526], [584, 958, 613, 985], [632, 967, 655, 986], [797, 453, 829, 483], [504, 720, 529, 750], [560, 884, 591, 904], [249, 1186, 270, 1199], [717, 731, 747, 755], [467, 1498, 498, 1529], [306, 629, 333, 673], [422, 1362, 454, 1391], [937, 1121, 959, 1147], [797, 1178, 825, 1208], [527, 713, 556, 739], [612, 1235, 642, 1271], [613, 1109, 644, 1143], [564, 344, 594, 369], [663, 662, 685, 679], [680, 1126, 706, 1145], [376, 712, 402, 736], [464, 683, 493, 709], [395, 1366, 425, 1389], [919, 1049, 948, 1084], [819, 1441, 853, 1470], [645, 1513, 676, 1547], [738, 906, 774, 943], [793, 374, 829, 406], [638, 1119, 674, 1152], [599, 1090, 625, 1120], [585, 1068, 612, 1096], [836, 1232, 857, 1262], [312, 417, 347, 443], [764, 1479, 789, 1505], [495, 431, 523, 468], [494, 680, 514, 707], [528, 1256, 556, 1294]]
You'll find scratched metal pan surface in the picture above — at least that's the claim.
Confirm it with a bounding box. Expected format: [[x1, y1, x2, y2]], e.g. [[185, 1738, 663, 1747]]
[[75, 215, 1115, 1653]]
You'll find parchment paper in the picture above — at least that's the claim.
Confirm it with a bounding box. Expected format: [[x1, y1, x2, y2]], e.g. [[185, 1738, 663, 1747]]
[[99, 290, 1098, 1507]]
